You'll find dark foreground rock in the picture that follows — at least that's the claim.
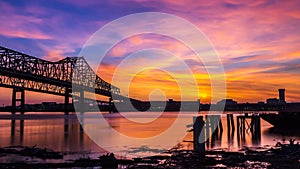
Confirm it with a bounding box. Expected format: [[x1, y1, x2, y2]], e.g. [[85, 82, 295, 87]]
[[0, 141, 300, 168]]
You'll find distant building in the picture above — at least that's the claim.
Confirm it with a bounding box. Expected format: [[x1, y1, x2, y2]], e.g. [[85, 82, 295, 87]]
[[217, 99, 237, 105], [257, 101, 265, 105], [278, 89, 286, 104], [266, 89, 286, 105], [41, 102, 57, 110], [42, 102, 57, 106], [266, 98, 280, 105]]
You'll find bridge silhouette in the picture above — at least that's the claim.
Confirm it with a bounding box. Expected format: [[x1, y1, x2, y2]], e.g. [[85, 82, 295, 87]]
[[0, 46, 292, 115], [0, 45, 124, 114]]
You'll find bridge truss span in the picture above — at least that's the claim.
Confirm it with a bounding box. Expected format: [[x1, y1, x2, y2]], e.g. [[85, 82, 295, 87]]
[[0, 45, 121, 114]]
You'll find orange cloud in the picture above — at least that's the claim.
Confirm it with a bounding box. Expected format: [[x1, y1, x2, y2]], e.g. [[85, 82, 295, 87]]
[[129, 69, 181, 101]]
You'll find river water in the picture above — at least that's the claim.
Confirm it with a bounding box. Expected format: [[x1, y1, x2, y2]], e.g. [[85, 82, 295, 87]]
[[0, 111, 299, 160]]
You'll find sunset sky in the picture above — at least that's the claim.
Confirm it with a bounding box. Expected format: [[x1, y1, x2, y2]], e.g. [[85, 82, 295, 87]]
[[1, 0, 300, 104]]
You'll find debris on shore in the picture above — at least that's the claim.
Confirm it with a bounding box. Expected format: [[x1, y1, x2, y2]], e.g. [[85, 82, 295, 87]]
[[0, 145, 63, 159], [154, 139, 300, 168], [99, 153, 118, 168], [0, 141, 299, 168]]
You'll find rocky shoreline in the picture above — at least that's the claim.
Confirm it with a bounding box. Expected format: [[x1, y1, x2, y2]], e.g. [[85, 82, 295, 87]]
[[0, 140, 300, 168]]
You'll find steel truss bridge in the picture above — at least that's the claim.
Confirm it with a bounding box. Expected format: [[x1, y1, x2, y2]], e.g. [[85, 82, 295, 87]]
[[0, 45, 122, 114]]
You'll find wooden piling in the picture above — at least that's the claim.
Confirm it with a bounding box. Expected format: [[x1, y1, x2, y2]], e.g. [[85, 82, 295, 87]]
[[236, 113, 262, 147], [205, 115, 210, 144], [193, 116, 205, 157]]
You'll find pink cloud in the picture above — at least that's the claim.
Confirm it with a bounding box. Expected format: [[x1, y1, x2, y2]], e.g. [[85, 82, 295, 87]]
[[0, 29, 51, 40], [0, 1, 51, 39]]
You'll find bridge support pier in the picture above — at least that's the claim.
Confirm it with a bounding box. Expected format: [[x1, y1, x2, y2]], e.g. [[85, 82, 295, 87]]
[[64, 88, 70, 115], [109, 97, 113, 113], [12, 88, 25, 114]]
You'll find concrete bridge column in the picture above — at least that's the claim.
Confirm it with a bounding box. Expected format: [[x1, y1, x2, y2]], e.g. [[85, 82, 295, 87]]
[[12, 88, 25, 114], [109, 97, 113, 113], [64, 88, 70, 115]]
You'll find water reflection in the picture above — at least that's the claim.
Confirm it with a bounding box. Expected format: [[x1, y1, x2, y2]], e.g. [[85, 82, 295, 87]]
[[10, 119, 24, 144], [2, 115, 103, 155], [204, 115, 223, 149], [64, 118, 68, 142], [1, 112, 300, 158], [20, 120, 24, 143], [10, 119, 15, 144], [9, 118, 82, 147], [200, 115, 262, 151]]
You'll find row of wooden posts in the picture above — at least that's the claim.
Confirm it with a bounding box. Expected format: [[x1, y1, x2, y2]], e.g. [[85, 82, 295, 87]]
[[193, 113, 261, 156]]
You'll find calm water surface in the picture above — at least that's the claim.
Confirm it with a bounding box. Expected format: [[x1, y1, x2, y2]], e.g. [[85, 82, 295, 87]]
[[0, 111, 299, 160]]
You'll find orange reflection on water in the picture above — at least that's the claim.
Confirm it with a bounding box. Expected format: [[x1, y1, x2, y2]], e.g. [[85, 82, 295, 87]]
[[104, 112, 179, 138]]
